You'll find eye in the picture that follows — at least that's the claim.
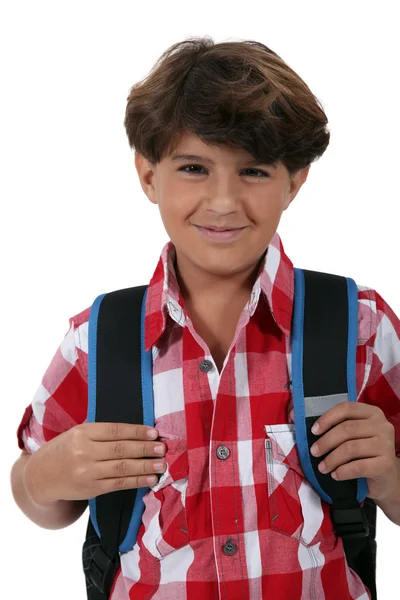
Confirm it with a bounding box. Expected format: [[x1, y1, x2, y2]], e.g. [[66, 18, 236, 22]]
[[243, 168, 270, 178], [178, 165, 269, 177], [179, 164, 207, 174]]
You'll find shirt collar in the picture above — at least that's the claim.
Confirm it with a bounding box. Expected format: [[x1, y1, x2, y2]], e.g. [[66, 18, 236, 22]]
[[144, 231, 294, 351]]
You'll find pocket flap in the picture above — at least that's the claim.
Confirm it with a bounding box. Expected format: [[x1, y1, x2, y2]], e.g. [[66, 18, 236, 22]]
[[265, 424, 304, 478], [152, 439, 188, 492]]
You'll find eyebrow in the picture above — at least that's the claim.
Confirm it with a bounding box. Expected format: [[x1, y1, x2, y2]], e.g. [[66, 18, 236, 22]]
[[170, 153, 275, 167]]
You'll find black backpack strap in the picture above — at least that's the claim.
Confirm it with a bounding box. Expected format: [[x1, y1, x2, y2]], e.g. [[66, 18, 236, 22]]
[[292, 269, 377, 599], [83, 285, 151, 599], [344, 497, 377, 600]]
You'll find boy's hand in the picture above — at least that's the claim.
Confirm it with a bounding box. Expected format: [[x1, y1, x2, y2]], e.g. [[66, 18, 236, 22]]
[[23, 422, 166, 506], [288, 401, 398, 502]]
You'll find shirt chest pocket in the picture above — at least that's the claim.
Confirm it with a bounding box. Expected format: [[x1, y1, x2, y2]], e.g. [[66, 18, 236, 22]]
[[143, 440, 189, 558], [265, 424, 334, 547]]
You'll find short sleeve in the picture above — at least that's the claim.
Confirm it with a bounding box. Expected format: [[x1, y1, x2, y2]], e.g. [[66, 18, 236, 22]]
[[362, 290, 400, 457], [17, 315, 89, 454]]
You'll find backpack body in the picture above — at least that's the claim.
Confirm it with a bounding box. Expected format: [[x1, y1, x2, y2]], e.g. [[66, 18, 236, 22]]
[[82, 269, 377, 600]]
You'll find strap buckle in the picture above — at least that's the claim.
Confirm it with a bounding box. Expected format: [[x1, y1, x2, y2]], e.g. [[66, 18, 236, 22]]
[[88, 544, 119, 595], [331, 505, 369, 539]]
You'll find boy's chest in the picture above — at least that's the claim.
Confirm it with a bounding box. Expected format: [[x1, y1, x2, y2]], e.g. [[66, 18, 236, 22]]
[[186, 310, 242, 374], [155, 299, 297, 442], [153, 300, 372, 444], [193, 321, 235, 373], [184, 295, 251, 374]]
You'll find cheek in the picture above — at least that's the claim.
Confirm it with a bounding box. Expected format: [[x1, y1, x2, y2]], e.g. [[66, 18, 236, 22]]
[[156, 200, 190, 240], [256, 198, 286, 229]]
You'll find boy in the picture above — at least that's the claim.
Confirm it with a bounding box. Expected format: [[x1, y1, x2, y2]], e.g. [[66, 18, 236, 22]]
[[11, 36, 400, 599]]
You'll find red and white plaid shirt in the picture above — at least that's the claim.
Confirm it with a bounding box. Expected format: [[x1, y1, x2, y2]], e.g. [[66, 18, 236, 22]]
[[17, 231, 400, 600]]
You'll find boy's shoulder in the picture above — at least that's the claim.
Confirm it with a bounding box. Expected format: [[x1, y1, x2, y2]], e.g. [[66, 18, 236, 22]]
[[68, 305, 91, 329], [357, 283, 400, 343], [357, 285, 378, 345]]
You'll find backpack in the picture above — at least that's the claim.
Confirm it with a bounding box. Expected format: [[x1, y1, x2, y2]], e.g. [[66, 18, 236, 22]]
[[82, 268, 377, 600]]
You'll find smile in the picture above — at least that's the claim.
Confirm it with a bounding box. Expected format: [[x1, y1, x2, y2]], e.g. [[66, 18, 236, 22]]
[[194, 225, 247, 242]]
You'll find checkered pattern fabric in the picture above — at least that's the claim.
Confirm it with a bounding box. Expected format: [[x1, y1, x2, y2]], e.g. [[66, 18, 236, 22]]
[[17, 232, 400, 599]]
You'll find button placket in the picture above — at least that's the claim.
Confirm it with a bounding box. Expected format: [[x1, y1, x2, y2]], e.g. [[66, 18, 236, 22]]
[[208, 356, 241, 585]]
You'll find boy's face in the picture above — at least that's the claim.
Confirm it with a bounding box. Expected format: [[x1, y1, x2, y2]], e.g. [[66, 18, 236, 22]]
[[135, 131, 310, 284]]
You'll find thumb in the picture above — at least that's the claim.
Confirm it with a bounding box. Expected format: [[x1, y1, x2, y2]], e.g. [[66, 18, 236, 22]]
[[288, 409, 294, 423]]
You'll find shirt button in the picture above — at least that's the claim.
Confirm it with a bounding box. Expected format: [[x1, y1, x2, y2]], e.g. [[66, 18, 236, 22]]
[[216, 445, 230, 460], [200, 359, 213, 373], [222, 538, 237, 556]]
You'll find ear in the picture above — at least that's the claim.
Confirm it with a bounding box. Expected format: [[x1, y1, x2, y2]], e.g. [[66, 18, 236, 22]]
[[284, 165, 311, 210], [134, 152, 158, 205]]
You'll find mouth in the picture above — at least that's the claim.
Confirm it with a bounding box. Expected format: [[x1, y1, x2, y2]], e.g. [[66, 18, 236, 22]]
[[194, 225, 247, 242]]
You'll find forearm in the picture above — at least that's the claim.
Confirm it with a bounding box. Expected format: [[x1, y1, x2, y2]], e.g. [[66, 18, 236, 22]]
[[10, 451, 87, 530], [374, 457, 400, 526]]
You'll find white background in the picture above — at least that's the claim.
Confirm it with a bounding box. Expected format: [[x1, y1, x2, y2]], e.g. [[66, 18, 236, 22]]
[[2, 1, 399, 598]]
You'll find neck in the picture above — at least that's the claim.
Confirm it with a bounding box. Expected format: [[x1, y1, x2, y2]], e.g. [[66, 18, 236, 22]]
[[173, 250, 266, 311]]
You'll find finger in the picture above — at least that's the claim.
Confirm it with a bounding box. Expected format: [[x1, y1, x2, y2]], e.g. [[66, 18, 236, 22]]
[[312, 401, 381, 435], [329, 455, 389, 482], [95, 439, 166, 461], [94, 458, 167, 481], [85, 422, 158, 442], [310, 419, 377, 457], [315, 437, 380, 474], [96, 473, 160, 495]]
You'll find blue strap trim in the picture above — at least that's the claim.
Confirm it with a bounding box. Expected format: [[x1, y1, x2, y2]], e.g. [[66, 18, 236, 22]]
[[119, 287, 154, 553], [292, 269, 332, 503], [346, 277, 369, 502], [346, 277, 358, 404], [87, 293, 107, 538]]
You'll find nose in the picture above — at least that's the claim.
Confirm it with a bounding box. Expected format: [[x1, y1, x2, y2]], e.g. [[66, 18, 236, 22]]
[[205, 176, 241, 215], [206, 208, 237, 218]]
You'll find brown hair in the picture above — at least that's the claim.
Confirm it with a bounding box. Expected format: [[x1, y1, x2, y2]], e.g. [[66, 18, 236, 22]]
[[124, 36, 330, 175]]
